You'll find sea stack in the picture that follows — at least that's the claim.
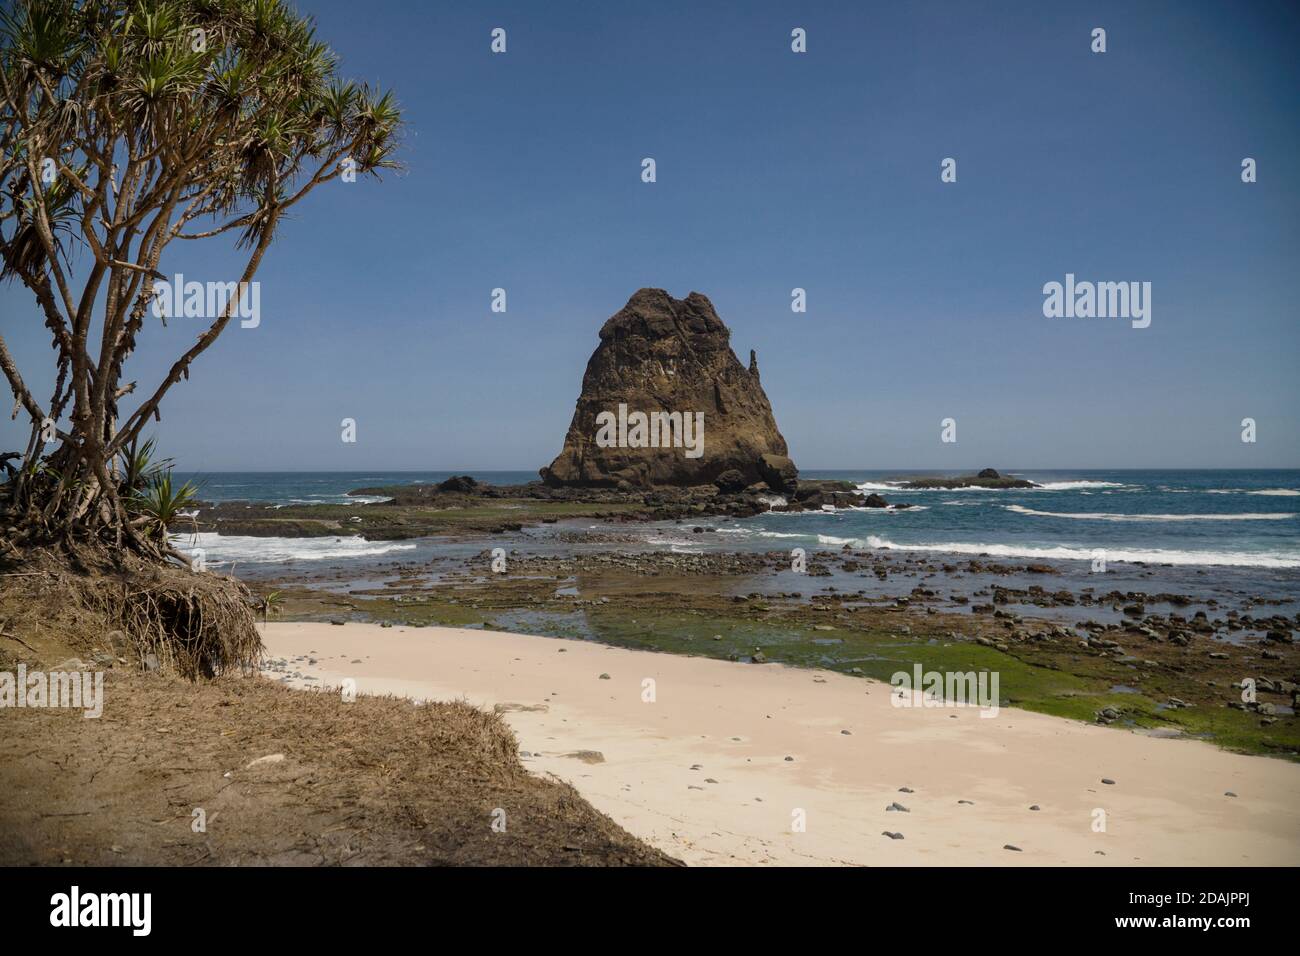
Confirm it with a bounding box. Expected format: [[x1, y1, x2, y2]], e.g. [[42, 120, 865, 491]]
[[541, 289, 797, 490]]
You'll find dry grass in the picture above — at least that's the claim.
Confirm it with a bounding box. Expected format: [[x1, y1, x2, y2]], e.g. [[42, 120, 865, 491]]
[[0, 670, 678, 866], [0, 566, 676, 867], [0, 546, 261, 678]]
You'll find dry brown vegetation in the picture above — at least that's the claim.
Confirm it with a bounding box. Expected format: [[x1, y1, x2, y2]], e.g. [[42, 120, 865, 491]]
[[1, 546, 261, 678], [0, 670, 676, 866], [0, 567, 675, 867]]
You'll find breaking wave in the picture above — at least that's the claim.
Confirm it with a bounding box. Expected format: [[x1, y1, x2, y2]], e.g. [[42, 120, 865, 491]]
[[170, 532, 417, 564], [1003, 504, 1296, 522], [854, 479, 1127, 493], [814, 535, 1300, 568]]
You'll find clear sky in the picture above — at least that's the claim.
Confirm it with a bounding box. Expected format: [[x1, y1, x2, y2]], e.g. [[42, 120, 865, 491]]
[[2, 0, 1297, 471]]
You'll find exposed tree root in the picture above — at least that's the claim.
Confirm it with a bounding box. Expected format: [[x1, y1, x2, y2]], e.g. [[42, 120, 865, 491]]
[[0, 541, 262, 679]]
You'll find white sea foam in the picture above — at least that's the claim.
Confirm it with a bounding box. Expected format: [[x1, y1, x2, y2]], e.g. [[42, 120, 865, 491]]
[[854, 479, 1126, 493], [170, 532, 417, 564], [272, 494, 392, 507], [854, 481, 1000, 493], [1032, 480, 1127, 491], [839, 535, 1300, 569], [1205, 488, 1299, 497], [844, 504, 928, 513], [1003, 504, 1296, 522]]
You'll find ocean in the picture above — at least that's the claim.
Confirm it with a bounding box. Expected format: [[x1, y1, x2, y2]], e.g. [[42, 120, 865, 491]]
[[175, 468, 1300, 571]]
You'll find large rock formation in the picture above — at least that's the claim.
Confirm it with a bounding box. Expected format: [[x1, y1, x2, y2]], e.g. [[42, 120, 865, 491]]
[[541, 289, 797, 490]]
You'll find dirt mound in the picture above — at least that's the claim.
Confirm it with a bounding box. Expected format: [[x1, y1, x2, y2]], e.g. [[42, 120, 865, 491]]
[[0, 670, 677, 866], [0, 548, 260, 678]]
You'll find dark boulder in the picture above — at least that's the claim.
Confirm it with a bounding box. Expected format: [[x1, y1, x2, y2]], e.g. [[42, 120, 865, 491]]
[[713, 469, 749, 493], [758, 453, 799, 493], [436, 475, 480, 494]]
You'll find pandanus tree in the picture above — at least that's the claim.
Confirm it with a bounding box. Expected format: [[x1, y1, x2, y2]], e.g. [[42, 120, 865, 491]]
[[0, 0, 401, 562]]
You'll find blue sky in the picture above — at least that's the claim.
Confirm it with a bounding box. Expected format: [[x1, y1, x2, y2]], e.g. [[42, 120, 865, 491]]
[[2, 0, 1297, 471]]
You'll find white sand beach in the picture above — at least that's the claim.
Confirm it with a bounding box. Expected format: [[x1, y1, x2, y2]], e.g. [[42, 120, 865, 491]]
[[262, 622, 1300, 866]]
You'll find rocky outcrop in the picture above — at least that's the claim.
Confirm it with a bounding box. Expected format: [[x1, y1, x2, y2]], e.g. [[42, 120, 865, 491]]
[[902, 469, 1037, 490], [758, 453, 798, 493], [541, 289, 797, 489], [436, 475, 480, 494]]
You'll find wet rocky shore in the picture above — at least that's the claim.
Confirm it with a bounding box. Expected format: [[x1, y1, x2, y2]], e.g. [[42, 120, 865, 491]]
[[240, 534, 1300, 760], [191, 474, 904, 539]]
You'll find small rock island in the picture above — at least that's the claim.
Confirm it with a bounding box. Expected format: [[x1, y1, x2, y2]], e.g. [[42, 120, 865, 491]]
[[901, 468, 1037, 490], [541, 288, 798, 493]]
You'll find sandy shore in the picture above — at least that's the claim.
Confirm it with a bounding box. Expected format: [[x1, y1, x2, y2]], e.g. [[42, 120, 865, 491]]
[[262, 622, 1300, 866]]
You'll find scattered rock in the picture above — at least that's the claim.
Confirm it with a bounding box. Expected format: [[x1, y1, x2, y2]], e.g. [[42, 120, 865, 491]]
[[245, 753, 285, 769], [561, 750, 605, 764], [494, 702, 549, 714], [713, 469, 749, 493]]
